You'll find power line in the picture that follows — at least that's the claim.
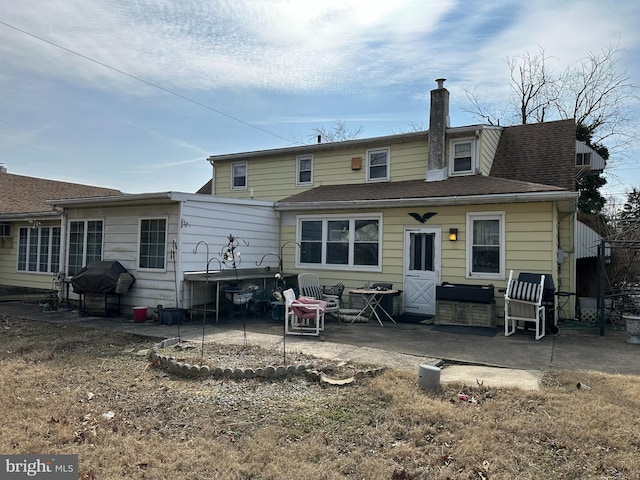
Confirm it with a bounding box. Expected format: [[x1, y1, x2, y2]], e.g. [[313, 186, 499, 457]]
[[0, 20, 297, 145]]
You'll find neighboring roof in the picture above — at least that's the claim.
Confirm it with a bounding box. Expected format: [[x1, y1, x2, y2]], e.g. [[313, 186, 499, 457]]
[[0, 172, 122, 218], [490, 119, 576, 190], [276, 175, 577, 212]]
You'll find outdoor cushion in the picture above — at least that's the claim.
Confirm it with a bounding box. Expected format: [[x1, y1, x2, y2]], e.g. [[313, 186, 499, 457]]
[[508, 280, 540, 303], [292, 297, 327, 319]]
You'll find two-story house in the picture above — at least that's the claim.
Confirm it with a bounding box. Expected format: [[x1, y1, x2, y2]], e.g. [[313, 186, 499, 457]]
[[200, 79, 589, 325], [30, 79, 607, 327]]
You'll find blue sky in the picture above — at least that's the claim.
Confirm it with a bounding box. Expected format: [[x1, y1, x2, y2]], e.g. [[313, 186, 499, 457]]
[[1, 0, 639, 204]]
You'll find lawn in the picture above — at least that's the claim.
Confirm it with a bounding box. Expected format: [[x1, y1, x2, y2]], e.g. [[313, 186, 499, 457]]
[[1, 314, 639, 479]]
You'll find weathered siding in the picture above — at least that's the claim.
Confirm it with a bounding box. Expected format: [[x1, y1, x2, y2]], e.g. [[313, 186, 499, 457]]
[[63, 197, 280, 313]]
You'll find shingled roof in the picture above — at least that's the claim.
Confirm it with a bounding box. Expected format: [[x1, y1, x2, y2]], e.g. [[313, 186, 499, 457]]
[[490, 118, 576, 190], [277, 175, 567, 206], [0, 171, 122, 217]]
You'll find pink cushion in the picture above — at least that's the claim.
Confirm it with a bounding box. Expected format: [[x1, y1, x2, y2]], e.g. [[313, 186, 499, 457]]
[[292, 297, 327, 318]]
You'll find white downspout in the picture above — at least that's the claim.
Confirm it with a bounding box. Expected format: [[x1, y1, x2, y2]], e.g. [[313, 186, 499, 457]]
[[210, 159, 216, 196]]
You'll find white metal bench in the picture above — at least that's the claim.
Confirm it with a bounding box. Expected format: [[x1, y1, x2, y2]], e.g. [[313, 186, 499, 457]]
[[504, 270, 546, 340]]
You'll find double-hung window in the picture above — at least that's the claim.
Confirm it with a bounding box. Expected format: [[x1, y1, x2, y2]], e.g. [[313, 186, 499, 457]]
[[231, 162, 247, 190], [296, 155, 313, 186], [366, 147, 390, 182], [298, 215, 381, 270], [466, 212, 504, 278], [17, 225, 61, 273], [68, 220, 103, 276], [139, 218, 167, 270], [450, 139, 475, 175]]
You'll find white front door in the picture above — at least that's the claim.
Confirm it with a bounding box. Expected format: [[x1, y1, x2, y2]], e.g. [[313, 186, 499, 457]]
[[403, 227, 441, 315]]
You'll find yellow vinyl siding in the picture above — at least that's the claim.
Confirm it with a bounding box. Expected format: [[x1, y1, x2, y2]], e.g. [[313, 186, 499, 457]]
[[280, 202, 560, 306], [479, 127, 502, 175], [214, 140, 429, 200], [0, 220, 62, 291]]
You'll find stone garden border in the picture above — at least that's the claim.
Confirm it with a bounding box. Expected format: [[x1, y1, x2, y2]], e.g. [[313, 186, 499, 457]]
[[149, 337, 385, 385]]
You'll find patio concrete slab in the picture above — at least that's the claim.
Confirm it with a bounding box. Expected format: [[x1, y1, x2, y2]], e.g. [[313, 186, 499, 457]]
[[2, 301, 639, 394], [440, 365, 541, 390]]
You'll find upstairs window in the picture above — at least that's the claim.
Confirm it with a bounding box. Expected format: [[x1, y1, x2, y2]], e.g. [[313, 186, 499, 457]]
[[139, 218, 167, 270], [576, 152, 591, 166], [450, 139, 475, 175], [366, 148, 390, 182], [297, 155, 313, 186], [231, 162, 247, 190]]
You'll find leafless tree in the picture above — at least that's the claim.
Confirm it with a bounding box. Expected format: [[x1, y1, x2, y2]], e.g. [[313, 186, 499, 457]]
[[506, 47, 559, 124], [464, 44, 638, 153], [309, 120, 364, 143]]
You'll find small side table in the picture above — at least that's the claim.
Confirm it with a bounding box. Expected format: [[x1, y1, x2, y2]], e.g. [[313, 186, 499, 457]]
[[555, 291, 575, 321]]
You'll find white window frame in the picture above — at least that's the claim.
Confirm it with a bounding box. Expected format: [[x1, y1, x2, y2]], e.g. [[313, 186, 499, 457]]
[[296, 213, 383, 272], [296, 154, 313, 186], [17, 225, 61, 274], [138, 217, 168, 272], [67, 219, 104, 276], [231, 161, 248, 190], [449, 138, 476, 175], [366, 147, 390, 182], [466, 212, 505, 280]]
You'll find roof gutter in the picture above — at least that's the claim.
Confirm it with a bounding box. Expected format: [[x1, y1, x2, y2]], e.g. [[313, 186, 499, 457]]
[[46, 191, 275, 209], [276, 190, 579, 212], [0, 211, 61, 221]]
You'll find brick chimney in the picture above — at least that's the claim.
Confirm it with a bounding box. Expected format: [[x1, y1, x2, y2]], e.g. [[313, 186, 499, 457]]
[[426, 78, 449, 182]]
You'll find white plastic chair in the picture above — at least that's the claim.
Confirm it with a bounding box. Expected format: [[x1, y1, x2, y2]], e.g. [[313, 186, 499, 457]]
[[297, 273, 340, 320], [504, 270, 546, 340], [283, 288, 326, 336]]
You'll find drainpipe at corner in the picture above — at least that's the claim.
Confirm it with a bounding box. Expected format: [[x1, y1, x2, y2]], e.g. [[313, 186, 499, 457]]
[[208, 158, 216, 196]]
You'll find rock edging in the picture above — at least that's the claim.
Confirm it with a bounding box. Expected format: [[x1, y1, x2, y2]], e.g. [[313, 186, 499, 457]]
[[148, 337, 385, 384]]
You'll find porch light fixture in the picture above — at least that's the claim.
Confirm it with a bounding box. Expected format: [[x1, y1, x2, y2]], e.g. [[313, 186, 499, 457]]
[[448, 228, 458, 241]]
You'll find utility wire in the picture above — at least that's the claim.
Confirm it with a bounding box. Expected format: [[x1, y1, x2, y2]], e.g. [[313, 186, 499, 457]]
[[0, 20, 296, 145]]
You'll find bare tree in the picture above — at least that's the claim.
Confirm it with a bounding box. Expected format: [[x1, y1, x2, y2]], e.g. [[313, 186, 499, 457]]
[[309, 120, 364, 143], [557, 45, 637, 149], [506, 47, 559, 124], [465, 44, 638, 152]]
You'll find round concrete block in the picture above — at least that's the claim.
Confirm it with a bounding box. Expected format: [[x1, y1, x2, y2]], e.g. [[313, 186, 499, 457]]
[[417, 364, 441, 390]]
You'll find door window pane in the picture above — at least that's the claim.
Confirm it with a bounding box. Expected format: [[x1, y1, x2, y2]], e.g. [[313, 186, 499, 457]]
[[409, 233, 434, 271]]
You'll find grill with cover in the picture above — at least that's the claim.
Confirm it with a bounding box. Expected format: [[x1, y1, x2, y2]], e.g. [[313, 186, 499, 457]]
[[71, 261, 135, 316]]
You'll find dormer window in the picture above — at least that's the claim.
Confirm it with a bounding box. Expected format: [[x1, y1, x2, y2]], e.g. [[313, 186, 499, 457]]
[[576, 152, 591, 166], [367, 147, 390, 182], [450, 138, 475, 175]]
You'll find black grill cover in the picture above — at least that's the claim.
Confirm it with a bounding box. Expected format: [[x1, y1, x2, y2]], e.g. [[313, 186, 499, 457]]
[[71, 261, 135, 294]]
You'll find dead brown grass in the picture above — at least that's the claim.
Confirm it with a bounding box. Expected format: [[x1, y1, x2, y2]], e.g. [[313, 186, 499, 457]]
[[1, 314, 639, 479]]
